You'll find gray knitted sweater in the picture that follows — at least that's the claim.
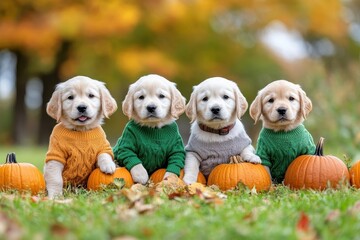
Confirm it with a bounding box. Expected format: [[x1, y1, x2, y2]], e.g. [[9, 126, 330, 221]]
[[185, 124, 252, 177]]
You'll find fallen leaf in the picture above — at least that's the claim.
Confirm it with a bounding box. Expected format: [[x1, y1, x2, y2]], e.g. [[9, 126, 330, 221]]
[[348, 201, 360, 215], [0, 211, 23, 240], [50, 223, 69, 237], [296, 212, 318, 240], [186, 182, 206, 195], [325, 209, 341, 223], [297, 212, 310, 232]]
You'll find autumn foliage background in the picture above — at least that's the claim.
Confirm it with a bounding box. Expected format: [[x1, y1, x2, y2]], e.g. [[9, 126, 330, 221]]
[[0, 0, 359, 161]]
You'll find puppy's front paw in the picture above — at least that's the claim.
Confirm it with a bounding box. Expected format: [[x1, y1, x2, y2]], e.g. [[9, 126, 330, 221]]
[[47, 189, 63, 199], [97, 153, 116, 174], [99, 160, 116, 174], [183, 174, 197, 185], [130, 164, 149, 184], [243, 153, 262, 164], [163, 172, 177, 180]]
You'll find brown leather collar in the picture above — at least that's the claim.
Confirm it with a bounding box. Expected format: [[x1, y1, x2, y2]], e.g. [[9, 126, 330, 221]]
[[198, 123, 235, 135]]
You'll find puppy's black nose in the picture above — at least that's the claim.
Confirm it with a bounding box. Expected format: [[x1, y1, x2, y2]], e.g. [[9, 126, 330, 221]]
[[211, 107, 220, 115], [277, 108, 287, 116], [147, 105, 157, 113], [77, 105, 87, 113]]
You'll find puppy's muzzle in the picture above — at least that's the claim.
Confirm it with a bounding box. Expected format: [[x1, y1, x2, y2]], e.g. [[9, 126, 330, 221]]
[[277, 107, 287, 116], [77, 105, 87, 113], [211, 107, 221, 115], [146, 105, 157, 113]]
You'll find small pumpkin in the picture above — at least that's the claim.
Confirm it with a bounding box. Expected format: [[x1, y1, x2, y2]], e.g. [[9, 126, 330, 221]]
[[0, 153, 45, 194], [150, 168, 207, 184], [349, 160, 360, 188], [207, 156, 271, 191], [87, 167, 134, 190], [284, 137, 350, 190]]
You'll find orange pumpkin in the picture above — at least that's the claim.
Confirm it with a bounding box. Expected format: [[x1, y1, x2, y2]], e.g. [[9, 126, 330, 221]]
[[87, 167, 134, 190], [207, 156, 271, 191], [284, 137, 350, 190], [0, 153, 45, 194], [150, 168, 206, 184], [349, 160, 360, 188]]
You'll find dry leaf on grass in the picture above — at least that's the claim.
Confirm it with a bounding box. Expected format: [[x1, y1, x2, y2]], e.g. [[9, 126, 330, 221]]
[[347, 201, 360, 216], [50, 223, 70, 237], [296, 212, 318, 240], [0, 211, 23, 240], [325, 209, 341, 223]]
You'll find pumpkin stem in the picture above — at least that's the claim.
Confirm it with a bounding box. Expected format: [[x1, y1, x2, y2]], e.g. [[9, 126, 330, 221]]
[[314, 137, 325, 156], [6, 152, 17, 164], [230, 155, 244, 164], [230, 156, 238, 164]]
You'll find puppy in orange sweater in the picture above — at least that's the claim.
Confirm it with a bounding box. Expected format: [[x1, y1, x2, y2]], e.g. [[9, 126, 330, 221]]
[[44, 76, 117, 198]]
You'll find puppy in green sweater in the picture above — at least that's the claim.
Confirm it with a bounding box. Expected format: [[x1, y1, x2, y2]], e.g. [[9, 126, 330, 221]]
[[113, 75, 186, 184], [250, 80, 316, 183]]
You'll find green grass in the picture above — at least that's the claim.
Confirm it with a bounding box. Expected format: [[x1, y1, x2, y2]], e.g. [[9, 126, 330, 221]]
[[1, 186, 360, 239], [1, 147, 360, 239], [0, 146, 47, 171]]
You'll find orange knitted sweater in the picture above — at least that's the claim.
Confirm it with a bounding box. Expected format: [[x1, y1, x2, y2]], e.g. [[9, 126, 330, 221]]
[[45, 123, 114, 187]]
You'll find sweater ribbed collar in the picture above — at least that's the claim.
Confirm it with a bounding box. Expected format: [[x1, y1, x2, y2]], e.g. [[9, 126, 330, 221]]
[[261, 124, 306, 137], [55, 123, 104, 140]]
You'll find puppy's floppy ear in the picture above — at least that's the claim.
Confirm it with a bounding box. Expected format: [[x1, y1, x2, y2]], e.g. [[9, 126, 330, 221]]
[[298, 86, 312, 119], [122, 83, 136, 119], [46, 83, 63, 122], [99, 82, 117, 118], [249, 92, 262, 124], [185, 86, 198, 123], [234, 86, 248, 119], [170, 84, 186, 119]]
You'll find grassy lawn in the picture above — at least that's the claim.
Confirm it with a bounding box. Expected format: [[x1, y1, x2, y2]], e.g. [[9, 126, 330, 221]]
[[0, 146, 47, 171], [1, 147, 360, 239]]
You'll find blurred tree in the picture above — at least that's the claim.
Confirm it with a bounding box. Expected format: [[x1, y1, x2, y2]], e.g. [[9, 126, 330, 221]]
[[0, 0, 359, 149]]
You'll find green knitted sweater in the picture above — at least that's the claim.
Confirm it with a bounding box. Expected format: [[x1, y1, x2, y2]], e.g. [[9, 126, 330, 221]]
[[255, 124, 316, 183], [113, 120, 185, 176]]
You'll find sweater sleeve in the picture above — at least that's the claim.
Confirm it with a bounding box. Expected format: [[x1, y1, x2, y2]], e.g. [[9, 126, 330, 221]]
[[302, 130, 316, 155], [166, 132, 186, 176], [45, 133, 66, 165], [98, 128, 114, 159], [255, 137, 271, 168], [113, 126, 142, 171]]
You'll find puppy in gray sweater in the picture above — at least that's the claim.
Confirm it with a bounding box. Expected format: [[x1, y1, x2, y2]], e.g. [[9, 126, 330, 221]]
[[183, 77, 261, 184]]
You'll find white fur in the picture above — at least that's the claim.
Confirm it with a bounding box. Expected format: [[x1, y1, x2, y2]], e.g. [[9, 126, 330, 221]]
[[249, 79, 313, 178], [183, 77, 261, 184], [44, 76, 117, 198], [122, 74, 186, 182], [250, 80, 312, 132]]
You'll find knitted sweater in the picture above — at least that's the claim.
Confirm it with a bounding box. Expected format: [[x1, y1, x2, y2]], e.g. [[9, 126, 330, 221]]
[[45, 123, 114, 187], [255, 124, 316, 183], [185, 125, 252, 177], [113, 120, 185, 176]]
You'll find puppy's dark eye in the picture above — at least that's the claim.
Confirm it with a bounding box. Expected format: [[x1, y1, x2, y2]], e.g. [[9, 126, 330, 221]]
[[89, 94, 95, 98], [223, 95, 229, 100], [268, 98, 274, 103], [159, 94, 165, 99], [67, 95, 74, 100], [139, 95, 145, 100], [202, 96, 208, 102], [289, 96, 295, 101]]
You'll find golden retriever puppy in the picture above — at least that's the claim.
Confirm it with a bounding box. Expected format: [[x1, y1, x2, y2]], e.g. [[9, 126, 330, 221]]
[[250, 80, 316, 183], [44, 76, 117, 198], [113, 74, 186, 184], [183, 77, 261, 184]]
